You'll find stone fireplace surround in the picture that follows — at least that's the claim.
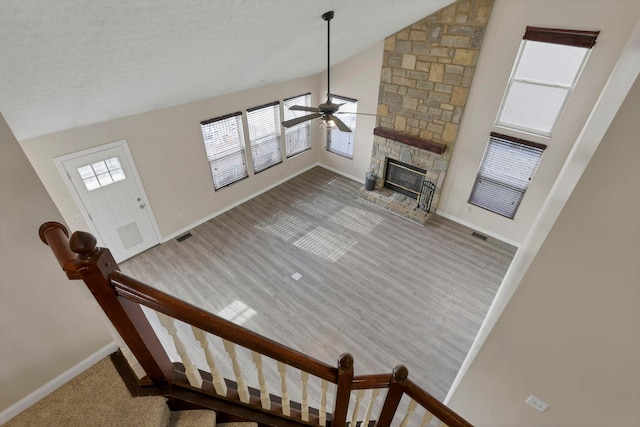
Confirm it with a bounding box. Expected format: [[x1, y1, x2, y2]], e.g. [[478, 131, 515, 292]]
[[362, 128, 448, 224], [361, 0, 493, 224]]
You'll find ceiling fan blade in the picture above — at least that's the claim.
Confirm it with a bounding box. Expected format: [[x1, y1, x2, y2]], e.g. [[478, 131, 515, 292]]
[[329, 115, 352, 132], [282, 113, 322, 128], [289, 105, 320, 112]]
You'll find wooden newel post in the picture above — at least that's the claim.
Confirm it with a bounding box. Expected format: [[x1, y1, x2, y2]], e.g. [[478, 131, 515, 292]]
[[67, 229, 174, 386], [39, 222, 81, 279], [41, 222, 173, 386], [376, 364, 409, 427], [332, 352, 354, 427]]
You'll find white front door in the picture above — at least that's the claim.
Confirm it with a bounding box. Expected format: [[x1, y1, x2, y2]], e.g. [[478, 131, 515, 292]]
[[56, 140, 160, 262]]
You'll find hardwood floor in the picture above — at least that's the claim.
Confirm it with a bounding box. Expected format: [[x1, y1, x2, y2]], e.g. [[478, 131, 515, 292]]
[[121, 166, 516, 403]]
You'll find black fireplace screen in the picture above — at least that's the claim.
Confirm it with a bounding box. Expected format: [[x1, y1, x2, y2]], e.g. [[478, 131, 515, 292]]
[[384, 159, 425, 198], [384, 158, 435, 212]]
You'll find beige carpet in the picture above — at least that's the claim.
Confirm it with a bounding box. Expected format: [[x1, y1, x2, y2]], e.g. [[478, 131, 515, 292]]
[[3, 356, 219, 426]]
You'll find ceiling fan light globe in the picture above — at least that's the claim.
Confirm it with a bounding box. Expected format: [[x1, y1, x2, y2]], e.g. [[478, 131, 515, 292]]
[[318, 117, 336, 129]]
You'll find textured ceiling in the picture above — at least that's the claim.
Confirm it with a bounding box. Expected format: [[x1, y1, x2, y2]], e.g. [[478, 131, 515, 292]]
[[0, 0, 453, 140]]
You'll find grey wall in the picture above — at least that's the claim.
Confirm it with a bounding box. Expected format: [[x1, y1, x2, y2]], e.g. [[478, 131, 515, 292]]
[[448, 75, 640, 426], [0, 113, 112, 412]]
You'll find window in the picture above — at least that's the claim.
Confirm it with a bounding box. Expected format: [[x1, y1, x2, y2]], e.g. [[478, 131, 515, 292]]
[[200, 112, 248, 190], [283, 93, 312, 158], [496, 27, 599, 137], [77, 157, 126, 191], [327, 95, 357, 159], [469, 132, 546, 219], [246, 101, 282, 173]]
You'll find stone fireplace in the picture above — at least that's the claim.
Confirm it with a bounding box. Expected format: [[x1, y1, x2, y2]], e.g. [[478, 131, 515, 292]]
[[362, 0, 494, 224]]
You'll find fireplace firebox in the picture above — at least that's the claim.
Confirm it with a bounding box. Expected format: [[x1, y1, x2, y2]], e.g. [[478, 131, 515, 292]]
[[384, 158, 436, 212], [384, 158, 426, 199]]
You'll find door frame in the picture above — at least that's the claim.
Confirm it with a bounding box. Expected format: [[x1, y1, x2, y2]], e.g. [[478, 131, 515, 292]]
[[54, 139, 162, 256]]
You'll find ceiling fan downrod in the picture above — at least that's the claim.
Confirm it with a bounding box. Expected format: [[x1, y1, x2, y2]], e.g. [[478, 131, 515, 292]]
[[322, 11, 334, 103]]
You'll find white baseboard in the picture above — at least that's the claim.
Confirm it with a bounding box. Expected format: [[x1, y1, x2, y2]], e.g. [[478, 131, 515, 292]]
[[0, 341, 118, 424], [316, 163, 365, 184], [161, 163, 321, 242], [435, 210, 521, 248]]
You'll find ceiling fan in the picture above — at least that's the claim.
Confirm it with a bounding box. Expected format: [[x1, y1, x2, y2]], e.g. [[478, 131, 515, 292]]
[[281, 11, 354, 133]]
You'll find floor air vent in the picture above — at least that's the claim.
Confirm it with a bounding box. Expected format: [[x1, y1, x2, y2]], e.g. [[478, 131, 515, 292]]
[[471, 232, 487, 241], [176, 232, 193, 242]]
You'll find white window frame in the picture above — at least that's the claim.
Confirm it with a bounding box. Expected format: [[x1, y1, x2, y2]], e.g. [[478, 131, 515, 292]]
[[283, 93, 312, 158], [496, 27, 598, 137], [200, 112, 249, 190], [246, 101, 283, 174], [327, 94, 357, 159], [469, 132, 547, 219]]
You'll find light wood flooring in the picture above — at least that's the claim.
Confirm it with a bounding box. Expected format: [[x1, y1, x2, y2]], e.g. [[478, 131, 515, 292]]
[[121, 166, 516, 402]]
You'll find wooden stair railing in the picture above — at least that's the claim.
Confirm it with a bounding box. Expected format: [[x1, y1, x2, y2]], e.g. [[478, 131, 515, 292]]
[[39, 221, 472, 427]]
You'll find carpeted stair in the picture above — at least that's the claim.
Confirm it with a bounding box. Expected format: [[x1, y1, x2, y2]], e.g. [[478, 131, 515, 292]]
[[3, 356, 254, 427]]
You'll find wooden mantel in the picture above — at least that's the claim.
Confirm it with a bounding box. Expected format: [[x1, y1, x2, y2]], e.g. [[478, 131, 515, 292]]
[[373, 127, 446, 155]]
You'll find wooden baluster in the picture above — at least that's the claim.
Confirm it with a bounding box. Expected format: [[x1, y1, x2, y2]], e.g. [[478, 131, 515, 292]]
[[419, 411, 434, 427], [399, 399, 418, 427], [222, 339, 250, 403], [251, 351, 271, 410], [277, 361, 290, 416], [376, 365, 409, 427], [319, 379, 329, 427], [40, 225, 173, 386], [157, 312, 203, 388], [191, 326, 227, 396], [301, 371, 310, 421], [362, 388, 381, 427], [350, 389, 365, 427], [332, 353, 354, 427]]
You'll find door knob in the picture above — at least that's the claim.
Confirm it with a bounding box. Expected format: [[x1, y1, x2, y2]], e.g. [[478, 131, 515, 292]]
[[139, 204, 145, 209]]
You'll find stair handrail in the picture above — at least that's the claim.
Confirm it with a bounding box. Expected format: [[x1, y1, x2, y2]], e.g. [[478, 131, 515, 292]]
[[39, 221, 472, 427], [110, 270, 338, 382]]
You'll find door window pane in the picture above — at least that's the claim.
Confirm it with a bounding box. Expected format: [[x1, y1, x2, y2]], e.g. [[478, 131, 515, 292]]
[[77, 156, 126, 191]]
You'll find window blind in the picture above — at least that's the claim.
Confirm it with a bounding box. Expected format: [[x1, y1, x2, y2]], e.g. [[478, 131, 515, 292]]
[[200, 112, 248, 190], [327, 94, 357, 159], [246, 101, 282, 173], [469, 133, 546, 219], [283, 93, 312, 158]]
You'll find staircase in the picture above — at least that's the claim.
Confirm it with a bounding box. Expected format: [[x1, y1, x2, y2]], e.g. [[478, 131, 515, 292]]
[[34, 221, 473, 427], [3, 354, 250, 427]]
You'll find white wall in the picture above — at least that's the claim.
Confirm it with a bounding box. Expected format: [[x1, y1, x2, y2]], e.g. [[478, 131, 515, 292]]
[[0, 113, 112, 413], [447, 72, 640, 426], [438, 0, 640, 244], [19, 76, 322, 240], [318, 41, 384, 182]]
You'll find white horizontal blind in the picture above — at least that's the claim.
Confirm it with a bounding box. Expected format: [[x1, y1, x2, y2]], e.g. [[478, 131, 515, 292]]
[[247, 102, 282, 173], [469, 133, 546, 219], [201, 112, 248, 190], [283, 93, 312, 158], [327, 94, 357, 159]]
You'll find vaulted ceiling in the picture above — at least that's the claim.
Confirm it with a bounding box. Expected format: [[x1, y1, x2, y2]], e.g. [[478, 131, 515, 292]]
[[1, 0, 453, 140]]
